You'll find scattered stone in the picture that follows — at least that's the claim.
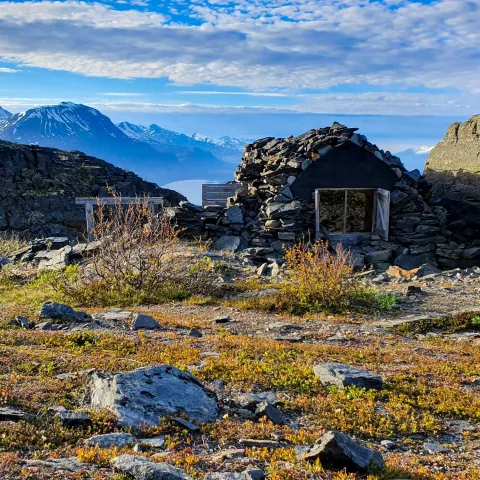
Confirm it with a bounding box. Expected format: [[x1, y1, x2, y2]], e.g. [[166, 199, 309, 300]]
[[57, 411, 91, 428], [85, 433, 136, 448], [130, 313, 162, 330], [90, 365, 218, 428], [0, 406, 33, 422], [239, 439, 282, 448], [111, 455, 192, 479], [173, 417, 201, 431], [138, 436, 166, 449], [233, 391, 279, 411], [188, 328, 204, 338], [303, 431, 385, 473], [15, 315, 30, 329], [313, 363, 383, 390], [213, 315, 231, 324], [39, 301, 91, 323], [405, 285, 424, 296], [423, 442, 450, 454], [380, 440, 397, 451], [255, 401, 288, 425], [35, 322, 55, 331], [209, 449, 246, 462], [205, 471, 264, 480]]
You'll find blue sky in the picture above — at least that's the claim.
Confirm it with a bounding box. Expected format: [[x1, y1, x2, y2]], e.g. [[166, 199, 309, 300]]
[[0, 0, 479, 152]]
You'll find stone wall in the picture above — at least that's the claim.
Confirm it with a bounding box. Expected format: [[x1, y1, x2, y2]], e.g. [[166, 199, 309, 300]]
[[0, 140, 185, 238]]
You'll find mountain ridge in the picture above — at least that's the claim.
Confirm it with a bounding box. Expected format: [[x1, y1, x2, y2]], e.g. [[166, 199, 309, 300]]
[[0, 106, 11, 120], [0, 102, 235, 185], [117, 121, 250, 164]]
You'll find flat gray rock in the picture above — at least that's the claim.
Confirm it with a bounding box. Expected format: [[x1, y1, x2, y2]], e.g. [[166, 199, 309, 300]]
[[40, 301, 91, 323], [215, 236, 246, 252], [423, 442, 450, 454], [0, 406, 33, 422], [130, 313, 162, 330], [233, 391, 279, 411], [85, 433, 136, 448], [111, 455, 192, 479], [91, 365, 218, 428], [205, 471, 264, 480], [313, 363, 383, 390], [138, 436, 166, 449], [304, 431, 385, 473]]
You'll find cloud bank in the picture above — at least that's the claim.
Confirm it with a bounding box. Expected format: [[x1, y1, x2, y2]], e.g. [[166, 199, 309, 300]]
[[0, 0, 479, 114]]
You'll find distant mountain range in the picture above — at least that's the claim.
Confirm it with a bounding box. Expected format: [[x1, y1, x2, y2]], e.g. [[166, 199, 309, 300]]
[[0, 102, 248, 185], [0, 106, 11, 120], [117, 122, 250, 164]]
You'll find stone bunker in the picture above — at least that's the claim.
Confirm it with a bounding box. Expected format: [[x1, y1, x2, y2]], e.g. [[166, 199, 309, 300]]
[[170, 122, 479, 271]]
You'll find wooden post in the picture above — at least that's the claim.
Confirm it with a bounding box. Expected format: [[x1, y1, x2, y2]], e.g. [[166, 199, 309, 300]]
[[85, 201, 95, 242], [315, 189, 320, 240], [343, 190, 348, 234]]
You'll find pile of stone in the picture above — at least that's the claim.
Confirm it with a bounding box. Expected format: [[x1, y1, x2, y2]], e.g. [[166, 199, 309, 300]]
[[6, 236, 100, 270], [165, 201, 221, 238]]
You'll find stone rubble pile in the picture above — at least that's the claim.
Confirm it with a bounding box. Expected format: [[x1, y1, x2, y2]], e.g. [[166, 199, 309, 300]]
[[5, 236, 100, 270]]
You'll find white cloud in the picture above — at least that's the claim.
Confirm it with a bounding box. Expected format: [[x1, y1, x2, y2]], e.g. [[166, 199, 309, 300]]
[[0, 0, 480, 115], [102, 92, 147, 96], [416, 145, 435, 154], [0, 67, 19, 73], [178, 91, 289, 97]]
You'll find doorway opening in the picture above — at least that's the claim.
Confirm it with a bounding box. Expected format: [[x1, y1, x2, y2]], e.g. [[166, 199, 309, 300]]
[[315, 188, 390, 240]]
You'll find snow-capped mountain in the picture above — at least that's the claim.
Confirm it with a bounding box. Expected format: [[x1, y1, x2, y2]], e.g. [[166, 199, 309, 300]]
[[0, 106, 11, 120], [395, 146, 434, 173], [0, 102, 233, 184], [118, 122, 251, 164]]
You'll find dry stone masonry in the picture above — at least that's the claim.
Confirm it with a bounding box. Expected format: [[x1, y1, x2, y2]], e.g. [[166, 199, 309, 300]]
[[168, 122, 479, 270], [0, 140, 185, 237]]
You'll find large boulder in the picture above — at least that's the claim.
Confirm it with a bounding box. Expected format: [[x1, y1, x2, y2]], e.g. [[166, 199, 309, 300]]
[[313, 363, 383, 390], [90, 365, 218, 428], [394, 252, 436, 271], [303, 431, 385, 473], [111, 455, 192, 479], [39, 302, 91, 323]]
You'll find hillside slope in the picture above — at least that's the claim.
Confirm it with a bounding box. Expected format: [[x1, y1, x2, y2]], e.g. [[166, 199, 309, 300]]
[[0, 139, 185, 237]]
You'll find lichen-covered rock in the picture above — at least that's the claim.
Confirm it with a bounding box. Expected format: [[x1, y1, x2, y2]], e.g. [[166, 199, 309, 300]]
[[90, 365, 218, 428], [85, 433, 136, 449], [111, 455, 192, 479], [313, 363, 383, 390], [39, 302, 91, 323], [304, 431, 385, 472]]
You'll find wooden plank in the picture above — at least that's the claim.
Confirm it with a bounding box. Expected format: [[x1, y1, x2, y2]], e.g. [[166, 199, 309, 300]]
[[85, 202, 95, 242], [75, 197, 164, 205]]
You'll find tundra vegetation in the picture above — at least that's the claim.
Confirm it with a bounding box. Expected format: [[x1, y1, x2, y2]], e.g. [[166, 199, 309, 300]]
[[0, 199, 479, 480]]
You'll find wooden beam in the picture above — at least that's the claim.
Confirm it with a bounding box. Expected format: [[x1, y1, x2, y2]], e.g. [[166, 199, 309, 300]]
[[75, 197, 164, 206]]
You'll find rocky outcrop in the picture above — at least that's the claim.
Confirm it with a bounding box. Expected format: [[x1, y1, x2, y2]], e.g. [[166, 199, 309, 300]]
[[0, 140, 185, 237], [425, 115, 480, 201], [90, 365, 219, 428]]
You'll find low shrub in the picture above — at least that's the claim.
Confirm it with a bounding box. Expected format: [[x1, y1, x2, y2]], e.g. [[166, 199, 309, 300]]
[[42, 197, 224, 306], [278, 240, 367, 314]]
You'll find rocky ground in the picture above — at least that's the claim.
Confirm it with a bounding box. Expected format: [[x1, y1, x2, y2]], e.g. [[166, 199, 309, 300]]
[[0, 255, 480, 480]]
